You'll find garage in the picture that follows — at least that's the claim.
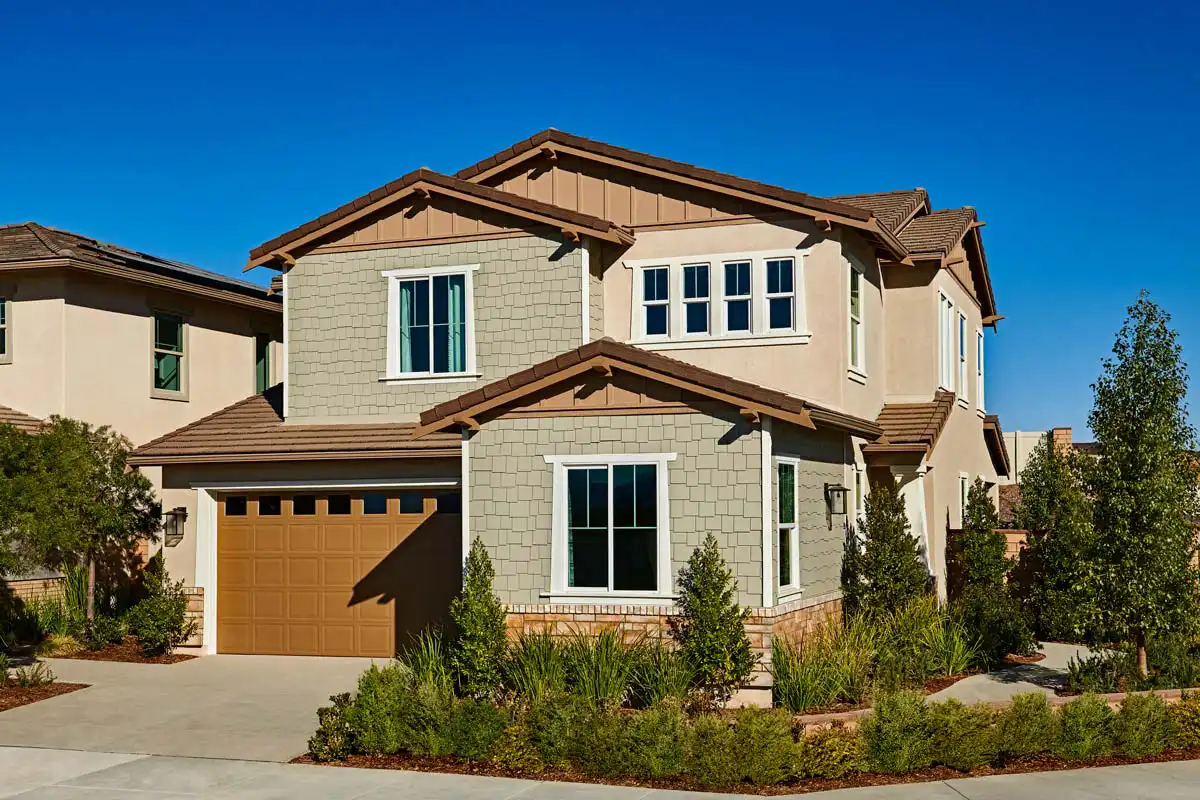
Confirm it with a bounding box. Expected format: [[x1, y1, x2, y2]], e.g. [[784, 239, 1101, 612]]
[[216, 490, 461, 656]]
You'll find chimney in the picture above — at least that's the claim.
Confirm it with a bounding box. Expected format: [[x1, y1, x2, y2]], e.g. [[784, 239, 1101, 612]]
[[1050, 427, 1072, 454]]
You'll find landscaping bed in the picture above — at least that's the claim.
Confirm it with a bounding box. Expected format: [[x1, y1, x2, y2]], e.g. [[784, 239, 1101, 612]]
[[0, 680, 88, 712], [56, 637, 196, 665]]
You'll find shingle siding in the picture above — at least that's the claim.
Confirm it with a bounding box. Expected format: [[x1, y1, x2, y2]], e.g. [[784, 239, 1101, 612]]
[[469, 410, 764, 607], [288, 234, 584, 421]]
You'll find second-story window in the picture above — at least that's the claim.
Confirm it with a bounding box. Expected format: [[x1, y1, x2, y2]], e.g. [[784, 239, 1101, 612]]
[[682, 264, 709, 335], [152, 312, 186, 398], [254, 333, 271, 393], [0, 297, 9, 362], [642, 267, 670, 337], [724, 261, 752, 333], [384, 265, 477, 380], [976, 329, 986, 411], [766, 258, 795, 331], [958, 312, 968, 404], [848, 268, 864, 373], [938, 292, 955, 390]]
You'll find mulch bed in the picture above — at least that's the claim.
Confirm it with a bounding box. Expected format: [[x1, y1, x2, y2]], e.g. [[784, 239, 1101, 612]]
[[293, 748, 1200, 795], [55, 638, 196, 665], [1003, 653, 1048, 666], [0, 681, 89, 713]]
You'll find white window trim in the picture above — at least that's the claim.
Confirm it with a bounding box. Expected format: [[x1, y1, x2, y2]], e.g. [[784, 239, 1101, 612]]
[[764, 257, 798, 333], [776, 457, 801, 597], [847, 265, 866, 380], [957, 311, 969, 407], [976, 327, 986, 413], [625, 249, 809, 347], [851, 463, 867, 527], [382, 264, 479, 381], [723, 259, 754, 335], [681, 262, 711, 337], [938, 290, 955, 391], [0, 295, 11, 365], [150, 310, 189, 402], [545, 452, 676, 603], [958, 472, 970, 525], [639, 265, 672, 340]]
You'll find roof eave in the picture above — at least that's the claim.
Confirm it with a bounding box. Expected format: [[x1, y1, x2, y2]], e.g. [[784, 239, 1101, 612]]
[[128, 448, 461, 467]]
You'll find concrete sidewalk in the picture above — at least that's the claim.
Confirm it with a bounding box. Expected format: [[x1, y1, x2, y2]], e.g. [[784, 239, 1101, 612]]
[[930, 642, 1094, 704], [4, 747, 1200, 799]]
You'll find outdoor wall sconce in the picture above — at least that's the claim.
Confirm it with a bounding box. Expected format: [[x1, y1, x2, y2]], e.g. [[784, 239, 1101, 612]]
[[825, 483, 849, 529], [163, 506, 188, 548]]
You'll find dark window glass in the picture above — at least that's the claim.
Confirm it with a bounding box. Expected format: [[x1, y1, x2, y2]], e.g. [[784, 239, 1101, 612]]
[[570, 530, 608, 589], [683, 264, 708, 299], [767, 258, 793, 294], [224, 496, 247, 516], [643, 267, 668, 301], [258, 496, 282, 516], [726, 299, 751, 332], [431, 274, 466, 374], [327, 494, 352, 515], [568, 467, 608, 589], [398, 493, 424, 514], [436, 493, 462, 513], [645, 305, 668, 336], [363, 493, 388, 514], [255, 333, 271, 393], [779, 527, 792, 585], [685, 302, 708, 334], [292, 495, 317, 515], [399, 279, 430, 373], [612, 464, 657, 591], [613, 527, 656, 591], [769, 297, 793, 330], [724, 262, 750, 296]]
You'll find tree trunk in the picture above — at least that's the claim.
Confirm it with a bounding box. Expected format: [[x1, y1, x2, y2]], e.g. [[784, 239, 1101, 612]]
[[1136, 628, 1149, 678], [87, 556, 96, 621]]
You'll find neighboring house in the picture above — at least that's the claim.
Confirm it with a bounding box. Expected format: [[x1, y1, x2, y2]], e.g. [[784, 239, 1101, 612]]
[[0, 223, 283, 584], [131, 131, 1009, 659]]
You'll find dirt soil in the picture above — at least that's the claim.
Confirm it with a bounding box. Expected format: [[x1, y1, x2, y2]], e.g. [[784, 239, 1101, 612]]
[[57, 638, 196, 665], [0, 681, 89, 713], [294, 748, 1200, 795]]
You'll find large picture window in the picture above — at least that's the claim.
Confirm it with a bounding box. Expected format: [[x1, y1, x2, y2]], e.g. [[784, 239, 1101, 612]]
[[384, 266, 476, 380]]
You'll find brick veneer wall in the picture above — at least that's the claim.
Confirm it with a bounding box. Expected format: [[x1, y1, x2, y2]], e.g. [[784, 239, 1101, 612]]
[[288, 234, 584, 421], [2, 577, 65, 604], [180, 587, 204, 648]]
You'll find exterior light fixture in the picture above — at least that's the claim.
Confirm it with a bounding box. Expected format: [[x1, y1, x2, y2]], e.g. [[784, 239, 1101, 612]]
[[163, 506, 188, 547], [825, 483, 849, 516]]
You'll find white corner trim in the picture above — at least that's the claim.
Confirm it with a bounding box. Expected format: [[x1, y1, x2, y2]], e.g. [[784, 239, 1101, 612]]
[[461, 433, 471, 571], [761, 417, 774, 607], [543, 452, 677, 465], [195, 489, 218, 655], [580, 238, 590, 343], [281, 272, 289, 419]]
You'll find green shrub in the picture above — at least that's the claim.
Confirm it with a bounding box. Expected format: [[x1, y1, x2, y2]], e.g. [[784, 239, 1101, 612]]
[[1067, 651, 1131, 694], [873, 598, 943, 693], [841, 481, 929, 618], [631, 641, 693, 707], [524, 693, 586, 767], [0, 652, 9, 683], [446, 698, 509, 761], [1169, 691, 1200, 748], [13, 662, 55, 688], [955, 478, 1011, 587], [568, 708, 625, 777], [668, 534, 757, 706], [620, 702, 689, 779], [126, 559, 195, 656], [1115, 692, 1172, 757], [308, 693, 354, 762], [951, 587, 1034, 668], [732, 707, 795, 784], [449, 538, 508, 700], [774, 617, 877, 713], [347, 663, 411, 755], [686, 713, 736, 786], [490, 723, 543, 772], [920, 615, 978, 677], [79, 614, 125, 651], [506, 632, 566, 703], [1056, 693, 1115, 761], [861, 692, 932, 774], [564, 628, 635, 708], [1142, 636, 1200, 690], [398, 676, 456, 757], [927, 699, 998, 771], [997, 693, 1058, 758], [795, 725, 863, 779], [398, 629, 452, 692]]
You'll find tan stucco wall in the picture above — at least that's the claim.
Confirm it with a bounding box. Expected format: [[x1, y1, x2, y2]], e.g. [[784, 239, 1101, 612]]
[[0, 271, 68, 419], [600, 219, 885, 423]]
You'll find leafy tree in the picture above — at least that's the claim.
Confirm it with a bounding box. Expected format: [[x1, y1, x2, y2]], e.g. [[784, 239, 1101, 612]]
[[1087, 293, 1200, 675], [955, 478, 1009, 587], [841, 480, 929, 617], [668, 533, 757, 705], [449, 537, 508, 699], [1013, 434, 1097, 640]]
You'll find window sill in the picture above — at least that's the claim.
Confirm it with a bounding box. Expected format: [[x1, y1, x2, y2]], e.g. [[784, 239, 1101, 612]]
[[0, 356, 11, 366], [540, 591, 677, 606], [636, 333, 812, 351], [150, 388, 189, 402], [847, 367, 868, 385], [778, 587, 804, 603], [380, 372, 482, 386]]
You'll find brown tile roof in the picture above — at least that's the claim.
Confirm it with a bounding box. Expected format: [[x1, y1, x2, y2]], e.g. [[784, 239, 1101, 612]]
[[246, 168, 634, 267], [830, 189, 929, 233], [455, 129, 874, 224], [897, 208, 978, 256], [867, 390, 956, 453], [416, 337, 882, 440], [0, 403, 43, 433], [128, 385, 461, 466], [984, 414, 1011, 477], [0, 223, 278, 306], [998, 483, 1021, 526]]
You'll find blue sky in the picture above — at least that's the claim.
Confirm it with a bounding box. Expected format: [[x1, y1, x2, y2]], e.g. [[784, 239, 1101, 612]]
[[2, 1, 1197, 436]]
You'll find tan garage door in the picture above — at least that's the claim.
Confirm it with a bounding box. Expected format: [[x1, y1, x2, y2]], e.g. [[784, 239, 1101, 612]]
[[217, 491, 461, 656]]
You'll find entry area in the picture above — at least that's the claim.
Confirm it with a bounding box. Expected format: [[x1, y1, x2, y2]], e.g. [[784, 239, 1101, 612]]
[[217, 490, 461, 656]]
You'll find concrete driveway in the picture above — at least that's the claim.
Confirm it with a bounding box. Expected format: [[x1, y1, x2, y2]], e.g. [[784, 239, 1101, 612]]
[[0, 655, 376, 761]]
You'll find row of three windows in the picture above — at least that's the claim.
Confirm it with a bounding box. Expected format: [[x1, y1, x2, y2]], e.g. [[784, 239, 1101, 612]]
[[938, 292, 985, 409], [638, 255, 800, 340]]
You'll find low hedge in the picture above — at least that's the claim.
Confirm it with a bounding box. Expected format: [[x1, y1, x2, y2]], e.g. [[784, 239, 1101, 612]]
[[309, 667, 1200, 787]]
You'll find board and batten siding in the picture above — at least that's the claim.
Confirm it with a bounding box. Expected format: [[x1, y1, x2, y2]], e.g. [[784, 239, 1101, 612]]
[[469, 410, 764, 607], [286, 234, 584, 421]]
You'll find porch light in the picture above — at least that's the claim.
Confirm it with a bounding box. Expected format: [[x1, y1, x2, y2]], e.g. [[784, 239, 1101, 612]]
[[163, 506, 188, 548], [825, 484, 849, 516]]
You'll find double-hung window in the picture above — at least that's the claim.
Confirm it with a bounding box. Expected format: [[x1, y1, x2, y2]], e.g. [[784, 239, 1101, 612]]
[[848, 268, 865, 373], [938, 292, 955, 390], [777, 460, 799, 592], [766, 258, 795, 331], [385, 266, 476, 380], [976, 329, 985, 411], [724, 261, 752, 333], [0, 297, 8, 362], [152, 312, 186, 397], [957, 312, 968, 404], [682, 264, 710, 335], [852, 466, 866, 525], [642, 267, 670, 337], [254, 333, 271, 393]]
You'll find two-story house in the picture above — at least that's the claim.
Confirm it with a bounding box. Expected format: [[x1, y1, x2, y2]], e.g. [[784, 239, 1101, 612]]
[[0, 222, 283, 588], [131, 131, 1009, 658]]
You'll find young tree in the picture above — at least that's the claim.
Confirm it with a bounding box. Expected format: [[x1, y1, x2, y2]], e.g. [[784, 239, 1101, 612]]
[[669, 533, 757, 705], [956, 478, 1009, 588], [449, 537, 508, 699], [1013, 434, 1097, 640], [841, 480, 929, 618], [1088, 293, 1200, 675]]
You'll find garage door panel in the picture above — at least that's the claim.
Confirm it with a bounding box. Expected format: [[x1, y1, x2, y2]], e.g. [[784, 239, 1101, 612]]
[[358, 626, 391, 657], [220, 527, 255, 552], [288, 625, 320, 655], [290, 525, 320, 552], [252, 525, 286, 552], [253, 558, 285, 587], [323, 625, 357, 656], [321, 525, 356, 552], [289, 591, 319, 620], [219, 557, 252, 587], [323, 591, 355, 621], [254, 624, 285, 654], [253, 590, 286, 620], [288, 557, 320, 587], [322, 557, 356, 587], [358, 524, 392, 553], [220, 622, 253, 654], [218, 589, 252, 619], [358, 598, 391, 622]]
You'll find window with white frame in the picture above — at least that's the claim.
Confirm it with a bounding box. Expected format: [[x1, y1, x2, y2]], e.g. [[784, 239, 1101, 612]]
[[549, 454, 672, 597], [938, 292, 955, 390], [959, 474, 970, 524], [958, 312, 968, 403], [852, 466, 866, 525], [976, 329, 985, 410], [777, 460, 799, 591], [848, 267, 864, 373], [384, 266, 476, 379], [0, 297, 9, 361], [642, 266, 670, 337], [723, 260, 752, 333], [682, 263, 710, 335], [766, 258, 795, 331]]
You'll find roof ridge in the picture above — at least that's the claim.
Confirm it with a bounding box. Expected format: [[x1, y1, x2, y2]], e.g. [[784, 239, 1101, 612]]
[[24, 222, 66, 255]]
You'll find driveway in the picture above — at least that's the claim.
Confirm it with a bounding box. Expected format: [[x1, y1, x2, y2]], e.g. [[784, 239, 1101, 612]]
[[0, 655, 376, 761]]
